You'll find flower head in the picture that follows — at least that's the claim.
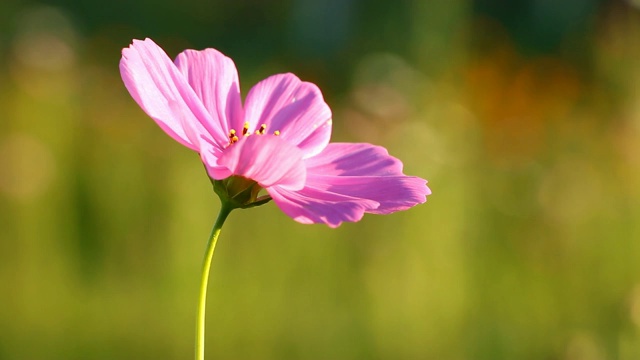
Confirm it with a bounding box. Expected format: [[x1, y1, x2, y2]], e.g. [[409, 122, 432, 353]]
[[120, 38, 431, 227]]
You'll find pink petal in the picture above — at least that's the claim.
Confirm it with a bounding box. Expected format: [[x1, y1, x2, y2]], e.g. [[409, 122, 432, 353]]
[[243, 73, 332, 158], [215, 135, 306, 190], [305, 142, 404, 176], [305, 175, 429, 214], [174, 48, 243, 141], [268, 143, 430, 227], [200, 144, 232, 179], [306, 143, 431, 213], [268, 186, 379, 228], [120, 38, 226, 151]]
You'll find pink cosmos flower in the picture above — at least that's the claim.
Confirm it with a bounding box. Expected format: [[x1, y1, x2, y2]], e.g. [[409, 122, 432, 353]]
[[120, 38, 430, 227]]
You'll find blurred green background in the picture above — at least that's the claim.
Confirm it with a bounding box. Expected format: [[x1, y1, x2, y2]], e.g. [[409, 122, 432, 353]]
[[1, 0, 640, 359]]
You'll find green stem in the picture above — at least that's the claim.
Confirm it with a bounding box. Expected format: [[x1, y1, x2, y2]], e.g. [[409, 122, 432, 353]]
[[196, 203, 233, 360]]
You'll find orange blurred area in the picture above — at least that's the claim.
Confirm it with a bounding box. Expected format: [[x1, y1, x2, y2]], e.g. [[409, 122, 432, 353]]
[[465, 41, 582, 164]]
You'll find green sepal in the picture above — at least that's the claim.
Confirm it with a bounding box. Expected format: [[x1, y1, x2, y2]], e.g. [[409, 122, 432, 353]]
[[212, 176, 272, 210]]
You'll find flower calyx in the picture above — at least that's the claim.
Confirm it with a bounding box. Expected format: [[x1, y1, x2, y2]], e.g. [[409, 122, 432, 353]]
[[212, 175, 272, 209]]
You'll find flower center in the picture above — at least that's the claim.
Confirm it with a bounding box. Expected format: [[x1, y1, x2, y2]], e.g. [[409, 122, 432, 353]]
[[227, 122, 280, 146]]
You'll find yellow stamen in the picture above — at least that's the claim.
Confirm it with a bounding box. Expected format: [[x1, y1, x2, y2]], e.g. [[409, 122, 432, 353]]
[[255, 124, 267, 135], [228, 125, 282, 145], [228, 129, 239, 144]]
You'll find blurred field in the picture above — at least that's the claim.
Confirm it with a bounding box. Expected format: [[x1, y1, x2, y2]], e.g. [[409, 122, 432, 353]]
[[2, 1, 640, 359]]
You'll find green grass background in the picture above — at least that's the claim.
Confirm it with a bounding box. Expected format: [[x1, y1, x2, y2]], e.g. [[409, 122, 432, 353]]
[[1, 1, 640, 359]]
